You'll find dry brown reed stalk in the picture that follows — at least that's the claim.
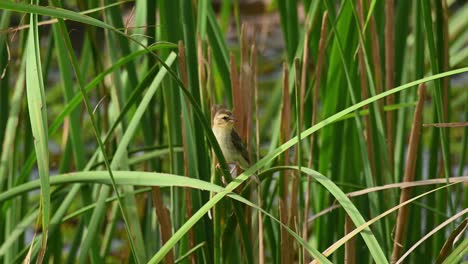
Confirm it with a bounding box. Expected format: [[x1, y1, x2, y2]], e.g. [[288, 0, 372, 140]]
[[145, 125, 173, 255], [391, 83, 426, 262], [197, 34, 208, 113], [236, 24, 252, 143], [279, 199, 290, 264], [357, 0, 376, 178], [249, 27, 257, 164], [423, 122, 468, 128], [288, 58, 302, 260], [151, 186, 174, 264], [208, 46, 215, 114], [178, 41, 189, 87], [253, 45, 260, 164], [230, 52, 240, 128], [303, 11, 328, 263], [439, 0, 451, 185], [344, 215, 356, 264], [385, 0, 395, 174], [179, 40, 196, 264], [280, 62, 292, 263], [229, 49, 242, 177], [239, 24, 253, 156], [280, 63, 291, 204]]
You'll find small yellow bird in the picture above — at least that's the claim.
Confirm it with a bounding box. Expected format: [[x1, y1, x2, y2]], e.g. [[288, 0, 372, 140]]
[[212, 107, 260, 184], [212, 108, 251, 171]]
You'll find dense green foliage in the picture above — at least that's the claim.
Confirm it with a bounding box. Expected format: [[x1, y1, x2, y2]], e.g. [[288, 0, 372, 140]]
[[0, 0, 467, 263]]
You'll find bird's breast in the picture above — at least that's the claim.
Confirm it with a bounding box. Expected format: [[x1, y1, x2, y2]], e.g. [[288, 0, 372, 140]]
[[212, 127, 237, 163]]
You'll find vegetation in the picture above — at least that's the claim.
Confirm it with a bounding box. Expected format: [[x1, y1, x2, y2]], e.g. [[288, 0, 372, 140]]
[[0, 0, 467, 263]]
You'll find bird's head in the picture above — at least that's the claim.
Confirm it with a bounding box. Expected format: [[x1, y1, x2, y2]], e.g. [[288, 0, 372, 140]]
[[213, 108, 236, 129]]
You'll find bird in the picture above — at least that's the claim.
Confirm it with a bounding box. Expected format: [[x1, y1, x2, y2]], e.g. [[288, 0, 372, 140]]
[[212, 107, 259, 183], [212, 108, 250, 169]]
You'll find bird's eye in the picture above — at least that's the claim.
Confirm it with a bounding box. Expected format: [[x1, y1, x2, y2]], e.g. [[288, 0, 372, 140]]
[[222, 116, 229, 120]]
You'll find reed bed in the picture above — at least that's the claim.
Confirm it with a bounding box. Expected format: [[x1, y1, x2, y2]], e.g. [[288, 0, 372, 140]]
[[0, 1, 467, 263]]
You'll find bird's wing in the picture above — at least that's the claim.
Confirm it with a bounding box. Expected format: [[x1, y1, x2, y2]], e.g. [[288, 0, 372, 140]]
[[231, 129, 250, 165]]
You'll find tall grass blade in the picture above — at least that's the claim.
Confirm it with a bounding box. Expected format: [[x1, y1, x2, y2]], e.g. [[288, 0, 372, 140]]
[[25, 10, 50, 262]]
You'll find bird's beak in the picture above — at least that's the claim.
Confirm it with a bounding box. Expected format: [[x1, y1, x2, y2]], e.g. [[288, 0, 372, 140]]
[[229, 116, 237, 123]]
